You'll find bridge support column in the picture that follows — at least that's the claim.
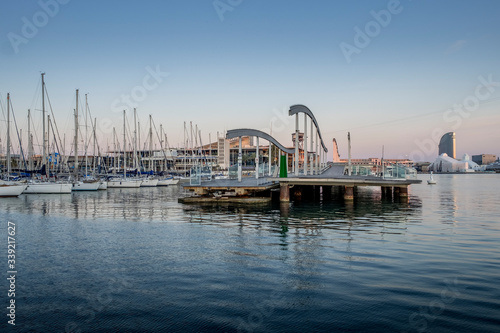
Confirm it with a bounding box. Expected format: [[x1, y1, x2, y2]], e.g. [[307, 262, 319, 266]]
[[381, 186, 392, 198], [315, 130, 319, 175], [268, 140, 272, 176], [238, 136, 242, 182], [344, 186, 354, 201], [294, 114, 299, 176], [255, 136, 259, 179], [304, 114, 308, 175], [280, 183, 290, 202], [393, 186, 400, 196], [399, 186, 408, 197], [310, 119, 314, 175], [280, 201, 289, 218]]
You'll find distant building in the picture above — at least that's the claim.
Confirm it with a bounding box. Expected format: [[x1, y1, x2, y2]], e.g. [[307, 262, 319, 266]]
[[217, 137, 230, 168], [338, 157, 413, 175], [461, 154, 482, 171], [472, 154, 497, 165], [429, 153, 467, 173], [438, 132, 456, 159]]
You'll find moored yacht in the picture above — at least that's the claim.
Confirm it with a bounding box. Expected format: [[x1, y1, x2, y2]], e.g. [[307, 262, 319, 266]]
[[0, 183, 27, 197], [157, 176, 179, 186], [23, 181, 73, 194], [107, 177, 142, 188], [140, 176, 158, 187]]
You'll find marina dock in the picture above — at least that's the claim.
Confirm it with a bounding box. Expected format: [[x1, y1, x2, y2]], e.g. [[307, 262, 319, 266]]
[[179, 105, 421, 204], [180, 164, 421, 203]]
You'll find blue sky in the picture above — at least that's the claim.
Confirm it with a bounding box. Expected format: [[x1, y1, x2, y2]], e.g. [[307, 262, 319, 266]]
[[1, 0, 499, 161]]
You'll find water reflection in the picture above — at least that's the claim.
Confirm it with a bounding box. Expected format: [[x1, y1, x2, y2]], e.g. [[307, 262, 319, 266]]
[[3, 174, 499, 333], [183, 187, 422, 237], [0, 186, 423, 234]]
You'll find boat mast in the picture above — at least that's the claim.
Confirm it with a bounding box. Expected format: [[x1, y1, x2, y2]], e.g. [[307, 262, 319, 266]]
[[138, 120, 141, 172], [41, 73, 47, 176], [74, 89, 79, 179], [160, 124, 166, 172], [184, 121, 186, 176], [6, 93, 11, 177], [123, 110, 126, 179], [113, 127, 117, 174], [149, 114, 153, 173], [28, 109, 33, 171], [47, 115, 51, 175], [92, 117, 97, 175], [133, 108, 137, 171], [84, 93, 88, 177]]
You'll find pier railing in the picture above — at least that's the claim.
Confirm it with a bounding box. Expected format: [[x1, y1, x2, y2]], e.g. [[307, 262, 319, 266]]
[[190, 165, 212, 185], [350, 164, 417, 180]]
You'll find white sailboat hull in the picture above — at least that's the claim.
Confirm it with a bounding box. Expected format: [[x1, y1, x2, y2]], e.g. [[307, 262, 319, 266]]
[[98, 181, 108, 190], [23, 182, 73, 194], [0, 184, 27, 197], [107, 178, 142, 188], [140, 178, 159, 187], [72, 181, 100, 191], [157, 178, 180, 186]]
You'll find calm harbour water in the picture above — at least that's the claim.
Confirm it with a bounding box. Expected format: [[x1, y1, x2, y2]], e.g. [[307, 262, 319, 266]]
[[1, 174, 499, 332]]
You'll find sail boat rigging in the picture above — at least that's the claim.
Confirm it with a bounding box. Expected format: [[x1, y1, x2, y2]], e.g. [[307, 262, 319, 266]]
[[23, 73, 72, 194]]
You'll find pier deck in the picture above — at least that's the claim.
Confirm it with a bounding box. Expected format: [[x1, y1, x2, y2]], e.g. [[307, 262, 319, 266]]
[[180, 165, 421, 203]]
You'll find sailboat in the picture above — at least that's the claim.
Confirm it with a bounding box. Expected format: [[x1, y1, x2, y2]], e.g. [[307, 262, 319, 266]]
[[107, 110, 142, 188], [71, 90, 99, 191], [157, 176, 179, 186], [427, 171, 437, 185], [0, 93, 27, 197], [23, 74, 72, 194], [156, 122, 179, 186], [0, 182, 26, 197], [139, 115, 158, 187]]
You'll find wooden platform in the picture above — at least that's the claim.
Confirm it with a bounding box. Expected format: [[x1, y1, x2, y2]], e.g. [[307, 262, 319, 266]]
[[182, 177, 278, 196]]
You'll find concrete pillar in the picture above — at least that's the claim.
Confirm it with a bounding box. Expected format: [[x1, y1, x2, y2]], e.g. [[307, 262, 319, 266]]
[[344, 186, 354, 200], [278, 148, 281, 175], [394, 186, 400, 196], [280, 201, 289, 218], [294, 114, 299, 176], [381, 186, 391, 198], [280, 183, 290, 202], [238, 136, 242, 182], [315, 131, 319, 175], [304, 114, 308, 176], [268, 140, 272, 176], [310, 120, 314, 175], [399, 186, 408, 197], [255, 136, 259, 179], [319, 149, 322, 171], [347, 132, 352, 176]]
